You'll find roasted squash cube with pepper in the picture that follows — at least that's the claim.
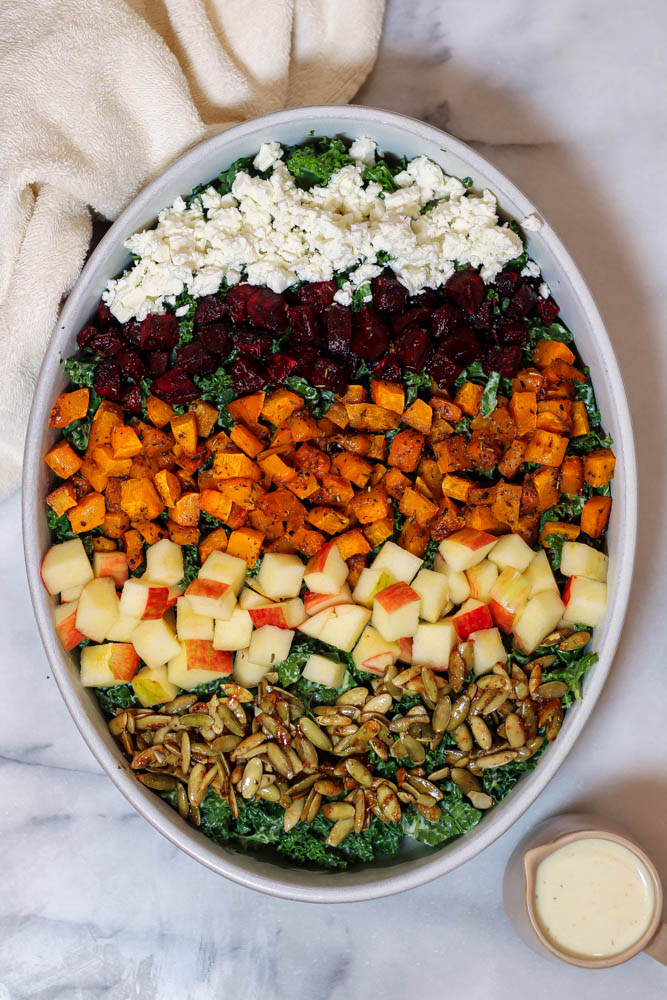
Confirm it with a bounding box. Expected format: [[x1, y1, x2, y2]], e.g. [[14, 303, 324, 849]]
[[120, 478, 164, 520]]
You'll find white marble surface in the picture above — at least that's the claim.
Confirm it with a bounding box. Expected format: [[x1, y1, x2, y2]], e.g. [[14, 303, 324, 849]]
[[2, 1, 667, 996]]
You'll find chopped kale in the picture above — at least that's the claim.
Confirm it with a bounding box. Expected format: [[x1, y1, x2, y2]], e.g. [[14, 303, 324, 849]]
[[179, 544, 200, 588], [286, 137, 350, 188], [64, 358, 97, 388], [95, 684, 140, 715], [351, 283, 372, 311], [284, 375, 335, 418], [217, 156, 255, 195], [403, 370, 432, 405], [480, 370, 501, 417]]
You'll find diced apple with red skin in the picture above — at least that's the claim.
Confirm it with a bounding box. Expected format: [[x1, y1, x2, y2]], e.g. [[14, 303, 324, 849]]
[[233, 648, 271, 688], [397, 636, 413, 663], [512, 590, 565, 653], [352, 568, 395, 608], [410, 568, 450, 623], [303, 540, 347, 595], [213, 608, 254, 651], [372, 582, 421, 642], [119, 579, 170, 620], [80, 642, 140, 686], [302, 654, 347, 687], [466, 559, 498, 604], [523, 550, 559, 597], [257, 552, 306, 599], [239, 586, 274, 610], [199, 550, 247, 595], [243, 575, 272, 599], [438, 528, 497, 573], [132, 664, 179, 707], [167, 640, 233, 690], [352, 625, 400, 676], [300, 603, 371, 651], [452, 598, 493, 640], [145, 538, 184, 586], [411, 621, 456, 672], [489, 567, 530, 633], [248, 598, 305, 629], [562, 576, 607, 626], [433, 553, 471, 605], [106, 613, 142, 642], [470, 627, 507, 675], [75, 577, 119, 642], [371, 541, 423, 583], [176, 596, 214, 641], [248, 625, 294, 668], [41, 538, 93, 596], [561, 542, 608, 582], [488, 533, 534, 573], [54, 600, 85, 651], [303, 583, 351, 616], [185, 578, 236, 620], [92, 550, 129, 588], [61, 583, 84, 602], [165, 584, 183, 610], [131, 616, 182, 668]]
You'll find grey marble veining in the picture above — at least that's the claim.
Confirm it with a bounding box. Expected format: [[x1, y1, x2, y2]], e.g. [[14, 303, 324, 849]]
[[3, 1, 667, 996]]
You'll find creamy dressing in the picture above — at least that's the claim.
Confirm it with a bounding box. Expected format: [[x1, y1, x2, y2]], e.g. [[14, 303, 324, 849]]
[[534, 837, 655, 958]]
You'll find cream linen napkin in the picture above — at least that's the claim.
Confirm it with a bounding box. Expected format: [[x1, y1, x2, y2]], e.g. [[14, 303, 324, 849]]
[[0, 0, 385, 500]]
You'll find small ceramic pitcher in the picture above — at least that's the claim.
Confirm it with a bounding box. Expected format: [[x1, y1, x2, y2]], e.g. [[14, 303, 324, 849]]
[[503, 812, 666, 969]]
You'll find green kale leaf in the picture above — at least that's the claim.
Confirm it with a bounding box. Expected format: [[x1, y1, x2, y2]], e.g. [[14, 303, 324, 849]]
[[286, 138, 350, 188], [284, 375, 335, 418], [64, 358, 97, 388]]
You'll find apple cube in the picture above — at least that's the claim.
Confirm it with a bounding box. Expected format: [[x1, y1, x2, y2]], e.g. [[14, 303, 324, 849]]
[[199, 550, 247, 594], [257, 552, 306, 599], [397, 636, 413, 663], [303, 583, 351, 616], [561, 542, 608, 582], [41, 538, 93, 596], [372, 582, 421, 642], [352, 568, 395, 608], [438, 529, 497, 572], [434, 553, 471, 605], [452, 598, 493, 640], [562, 576, 607, 626], [248, 598, 305, 629], [176, 596, 214, 641], [75, 577, 119, 642], [132, 664, 179, 707], [213, 608, 253, 650], [488, 533, 534, 573], [523, 549, 559, 597], [185, 578, 236, 620], [248, 625, 294, 668], [119, 579, 170, 620], [106, 613, 142, 642], [466, 559, 498, 604], [233, 648, 271, 687], [411, 621, 456, 672], [54, 600, 85, 651], [167, 640, 233, 690], [410, 568, 450, 623], [303, 540, 347, 594], [513, 590, 565, 653], [144, 538, 184, 586], [80, 642, 140, 686], [470, 627, 507, 676], [239, 586, 274, 610], [300, 604, 370, 651], [93, 551, 129, 588], [60, 583, 84, 602], [131, 616, 181, 668], [302, 653, 347, 687], [352, 625, 400, 676], [489, 567, 530, 633], [371, 541, 423, 583]]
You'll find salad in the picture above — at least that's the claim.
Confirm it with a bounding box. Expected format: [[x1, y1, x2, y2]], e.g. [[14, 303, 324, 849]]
[[41, 136, 615, 869]]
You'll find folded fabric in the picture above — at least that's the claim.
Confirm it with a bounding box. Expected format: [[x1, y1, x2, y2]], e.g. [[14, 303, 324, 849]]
[[0, 0, 385, 500]]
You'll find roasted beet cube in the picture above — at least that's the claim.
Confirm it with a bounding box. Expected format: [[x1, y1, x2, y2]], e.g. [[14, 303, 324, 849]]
[[116, 349, 147, 383], [151, 367, 200, 404], [123, 384, 143, 415], [199, 322, 231, 356], [507, 282, 539, 320], [427, 351, 462, 389], [492, 270, 519, 297], [311, 357, 347, 395], [537, 298, 560, 326], [223, 283, 259, 323], [391, 307, 434, 337], [266, 353, 298, 384], [290, 348, 319, 380], [93, 359, 123, 401], [443, 269, 485, 314], [121, 319, 142, 347], [287, 304, 320, 345], [393, 326, 432, 371], [176, 341, 218, 375], [322, 304, 352, 356], [146, 351, 170, 376], [295, 280, 336, 313], [246, 288, 287, 332], [431, 303, 465, 339], [439, 327, 482, 365], [351, 307, 390, 360], [90, 329, 126, 357], [140, 313, 179, 351], [371, 275, 409, 313], [97, 300, 114, 326], [496, 317, 529, 346], [373, 355, 403, 383], [231, 357, 269, 395], [482, 345, 523, 378], [76, 324, 98, 351], [232, 326, 272, 360], [194, 295, 227, 326], [470, 301, 493, 331], [409, 289, 441, 309]]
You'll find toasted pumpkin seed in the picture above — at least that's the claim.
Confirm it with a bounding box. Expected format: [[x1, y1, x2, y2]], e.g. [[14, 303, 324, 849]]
[[161, 694, 199, 715], [299, 716, 333, 751], [137, 773, 178, 791], [445, 694, 470, 732], [345, 758, 373, 787], [301, 788, 322, 824], [427, 766, 450, 782], [314, 778, 344, 797], [451, 767, 482, 795], [283, 797, 304, 832], [238, 758, 263, 799], [468, 791, 494, 810], [321, 801, 355, 821], [216, 704, 245, 736], [230, 731, 266, 761], [403, 734, 426, 765], [432, 695, 452, 733], [474, 750, 518, 769], [376, 783, 402, 822], [178, 713, 214, 730], [537, 681, 569, 700], [541, 626, 573, 646], [257, 783, 281, 802], [336, 687, 369, 707], [421, 667, 439, 705], [266, 741, 293, 779], [505, 712, 527, 748], [327, 817, 354, 846], [453, 722, 473, 752], [448, 649, 467, 693]]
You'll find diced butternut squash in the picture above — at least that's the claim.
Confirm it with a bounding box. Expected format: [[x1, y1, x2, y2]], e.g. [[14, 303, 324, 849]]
[[497, 439, 526, 478], [398, 520, 430, 557], [370, 379, 405, 414], [584, 449, 616, 488], [88, 408, 122, 452], [533, 340, 576, 369], [146, 395, 174, 428], [170, 492, 200, 526], [67, 492, 105, 533], [199, 527, 229, 563], [92, 445, 132, 477], [227, 392, 266, 426], [509, 392, 537, 438], [384, 467, 412, 500], [167, 522, 200, 545], [560, 456, 584, 496], [170, 413, 198, 456], [122, 529, 144, 571], [533, 467, 561, 512], [189, 400, 219, 437], [120, 479, 164, 520], [363, 517, 394, 548], [345, 403, 401, 432], [402, 398, 433, 435], [331, 451, 372, 488], [306, 507, 350, 534], [49, 388, 89, 428], [230, 424, 264, 458], [350, 486, 392, 524], [341, 385, 368, 404], [259, 453, 296, 484], [295, 443, 331, 476], [217, 478, 261, 510], [399, 487, 438, 526], [153, 469, 181, 507], [227, 528, 264, 567], [433, 435, 468, 474], [335, 528, 371, 560], [388, 429, 424, 473], [213, 451, 261, 481], [103, 512, 130, 539], [571, 400, 591, 437], [312, 474, 355, 507], [110, 424, 143, 459], [454, 382, 483, 416], [289, 525, 326, 558], [581, 496, 612, 538], [441, 474, 473, 503], [45, 441, 82, 479], [539, 521, 581, 545], [130, 519, 168, 544], [523, 429, 569, 467], [464, 506, 505, 533], [46, 481, 78, 516], [286, 470, 319, 500], [261, 389, 303, 425], [92, 537, 116, 552], [430, 398, 463, 422], [367, 435, 388, 461], [287, 410, 319, 442], [491, 481, 522, 528]]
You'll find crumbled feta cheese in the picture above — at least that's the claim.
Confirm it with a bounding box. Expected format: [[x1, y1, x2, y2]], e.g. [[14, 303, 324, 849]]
[[253, 141, 283, 173], [174, 304, 189, 317], [522, 213, 543, 232], [349, 136, 377, 166], [333, 283, 353, 306], [521, 261, 541, 279], [539, 281, 550, 299]]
